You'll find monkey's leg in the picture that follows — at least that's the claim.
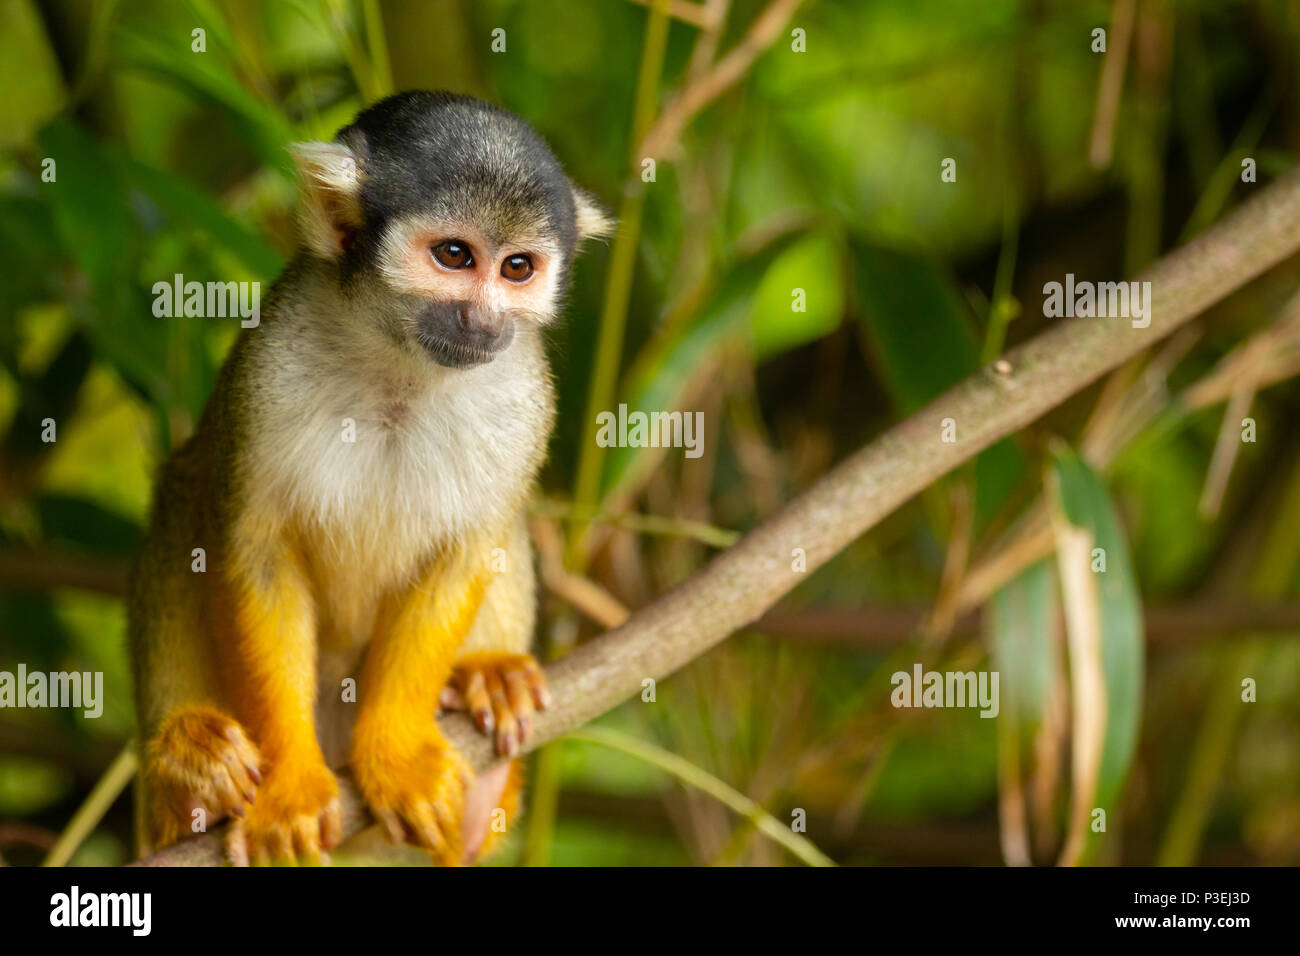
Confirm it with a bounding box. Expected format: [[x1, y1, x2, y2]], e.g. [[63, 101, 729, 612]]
[[140, 705, 263, 854], [440, 516, 548, 861], [351, 543, 490, 866], [130, 467, 263, 856], [443, 515, 549, 756], [218, 531, 341, 866], [441, 649, 546, 861]]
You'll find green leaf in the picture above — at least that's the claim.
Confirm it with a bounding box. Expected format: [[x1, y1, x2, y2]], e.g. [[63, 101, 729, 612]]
[[849, 239, 979, 415], [0, 592, 74, 671], [975, 436, 1025, 524], [38, 119, 134, 291], [115, 28, 296, 177], [0, 197, 66, 324], [989, 559, 1058, 738], [748, 232, 845, 361], [850, 239, 1024, 520], [121, 156, 283, 277], [36, 119, 213, 418], [0, 0, 67, 149], [989, 558, 1063, 865], [79, 284, 173, 414], [1, 330, 93, 471], [35, 495, 141, 557], [0, 756, 73, 818], [1048, 445, 1145, 858], [36, 121, 168, 405], [601, 233, 802, 498]]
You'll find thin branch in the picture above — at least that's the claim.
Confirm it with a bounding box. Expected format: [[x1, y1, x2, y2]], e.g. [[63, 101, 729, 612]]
[[638, 0, 807, 160], [625, 0, 718, 29], [533, 498, 740, 549], [0, 549, 128, 597], [684, 0, 733, 79], [533, 519, 632, 629], [1088, 0, 1136, 169], [757, 600, 1300, 649], [565, 727, 834, 866], [43, 743, 137, 867], [136, 166, 1300, 865], [953, 284, 1300, 613], [569, 0, 674, 562]]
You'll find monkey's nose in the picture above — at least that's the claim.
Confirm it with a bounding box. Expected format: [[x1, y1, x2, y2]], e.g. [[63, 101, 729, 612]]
[[457, 305, 471, 331]]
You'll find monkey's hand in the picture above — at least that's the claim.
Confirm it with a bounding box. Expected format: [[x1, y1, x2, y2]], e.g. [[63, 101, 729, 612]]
[[226, 760, 341, 866], [440, 653, 550, 757], [144, 705, 262, 850], [353, 726, 472, 866]]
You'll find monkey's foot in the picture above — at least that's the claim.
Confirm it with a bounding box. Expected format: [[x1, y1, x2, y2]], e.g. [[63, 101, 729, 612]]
[[144, 705, 262, 850], [354, 729, 471, 866], [441, 653, 550, 757], [226, 759, 341, 866]]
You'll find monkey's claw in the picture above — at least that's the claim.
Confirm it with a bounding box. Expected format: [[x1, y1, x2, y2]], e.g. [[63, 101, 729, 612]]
[[144, 705, 263, 850], [354, 731, 472, 866], [441, 653, 550, 757], [225, 760, 342, 867]]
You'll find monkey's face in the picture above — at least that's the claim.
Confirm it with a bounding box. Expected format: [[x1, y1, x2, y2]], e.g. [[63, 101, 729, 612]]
[[374, 215, 563, 369], [289, 92, 612, 371]]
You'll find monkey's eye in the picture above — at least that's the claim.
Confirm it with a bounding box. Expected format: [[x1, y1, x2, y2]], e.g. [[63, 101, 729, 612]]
[[432, 241, 474, 269], [501, 254, 534, 282]]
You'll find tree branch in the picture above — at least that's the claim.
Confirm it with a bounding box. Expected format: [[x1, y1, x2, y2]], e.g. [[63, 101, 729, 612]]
[[638, 0, 807, 159], [757, 600, 1300, 649], [135, 166, 1300, 865], [0, 549, 128, 597]]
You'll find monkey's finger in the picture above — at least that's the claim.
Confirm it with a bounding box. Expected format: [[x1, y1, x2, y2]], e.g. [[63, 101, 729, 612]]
[[220, 715, 254, 747], [504, 668, 537, 744], [203, 764, 246, 816], [430, 803, 464, 869], [150, 801, 185, 851], [264, 825, 295, 866], [402, 801, 448, 856], [220, 720, 263, 770], [225, 820, 250, 868], [320, 799, 343, 850], [218, 749, 258, 805], [432, 766, 468, 838], [245, 832, 271, 867], [434, 842, 464, 868], [290, 816, 325, 865], [485, 669, 517, 757], [521, 657, 551, 710], [461, 669, 493, 735], [423, 809, 461, 868], [439, 685, 465, 712], [373, 807, 406, 846]]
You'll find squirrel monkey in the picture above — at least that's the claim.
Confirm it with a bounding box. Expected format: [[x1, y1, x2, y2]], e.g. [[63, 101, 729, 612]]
[[128, 91, 611, 865]]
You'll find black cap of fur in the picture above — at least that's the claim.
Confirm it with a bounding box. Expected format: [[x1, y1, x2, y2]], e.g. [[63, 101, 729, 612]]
[[337, 91, 579, 266]]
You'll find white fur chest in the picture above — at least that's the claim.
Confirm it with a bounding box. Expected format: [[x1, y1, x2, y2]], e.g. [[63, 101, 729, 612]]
[[246, 329, 551, 592]]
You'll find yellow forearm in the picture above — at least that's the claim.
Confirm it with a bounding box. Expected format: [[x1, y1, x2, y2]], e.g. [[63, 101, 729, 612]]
[[354, 560, 488, 755], [221, 538, 323, 767]]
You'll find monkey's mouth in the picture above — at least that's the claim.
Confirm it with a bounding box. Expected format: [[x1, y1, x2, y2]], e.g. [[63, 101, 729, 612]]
[[411, 302, 516, 369], [414, 329, 509, 369], [417, 334, 496, 369]]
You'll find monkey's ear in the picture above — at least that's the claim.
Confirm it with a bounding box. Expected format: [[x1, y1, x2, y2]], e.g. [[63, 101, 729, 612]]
[[572, 186, 614, 243], [289, 141, 364, 259]]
